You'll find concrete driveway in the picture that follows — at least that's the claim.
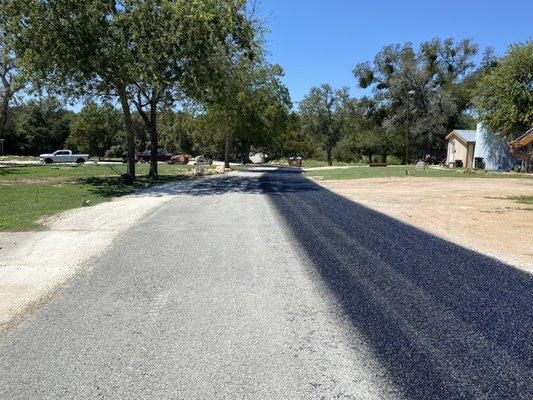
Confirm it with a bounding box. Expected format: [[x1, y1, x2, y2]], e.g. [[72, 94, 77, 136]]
[[0, 167, 531, 399]]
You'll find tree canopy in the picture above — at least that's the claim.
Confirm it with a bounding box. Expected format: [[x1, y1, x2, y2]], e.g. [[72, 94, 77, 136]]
[[6, 0, 256, 177], [353, 38, 479, 154], [0, 2, 530, 170], [474, 42, 533, 138], [0, 20, 25, 139], [299, 84, 348, 165]]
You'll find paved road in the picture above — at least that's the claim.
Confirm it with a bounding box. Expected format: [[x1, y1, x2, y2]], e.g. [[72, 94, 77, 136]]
[[1, 167, 532, 399]]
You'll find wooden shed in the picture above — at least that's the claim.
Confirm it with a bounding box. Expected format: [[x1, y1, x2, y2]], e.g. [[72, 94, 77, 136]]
[[509, 128, 533, 173], [446, 130, 476, 168]]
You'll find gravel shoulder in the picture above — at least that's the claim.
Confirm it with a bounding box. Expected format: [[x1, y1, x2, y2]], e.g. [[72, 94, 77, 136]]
[[0, 181, 191, 331], [319, 177, 533, 272]]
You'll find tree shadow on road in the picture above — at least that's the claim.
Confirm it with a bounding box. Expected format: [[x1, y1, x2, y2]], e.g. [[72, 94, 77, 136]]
[[146, 167, 316, 197], [251, 168, 532, 399]]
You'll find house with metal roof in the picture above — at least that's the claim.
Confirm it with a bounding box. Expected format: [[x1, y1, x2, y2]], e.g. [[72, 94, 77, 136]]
[[446, 124, 516, 171], [445, 129, 477, 168]]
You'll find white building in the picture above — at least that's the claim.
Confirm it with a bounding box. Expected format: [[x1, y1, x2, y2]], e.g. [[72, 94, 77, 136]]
[[446, 124, 515, 171]]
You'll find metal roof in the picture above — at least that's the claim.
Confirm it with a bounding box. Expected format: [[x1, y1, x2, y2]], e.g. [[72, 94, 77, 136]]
[[452, 129, 477, 143], [509, 128, 533, 148]]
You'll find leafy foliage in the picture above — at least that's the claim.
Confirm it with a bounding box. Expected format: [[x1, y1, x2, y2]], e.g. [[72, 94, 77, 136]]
[[125, 0, 255, 175], [299, 84, 349, 165], [202, 52, 291, 164], [66, 102, 124, 156], [5, 0, 256, 177], [0, 18, 25, 138], [1, 1, 529, 170], [353, 38, 479, 155], [5, 98, 72, 155], [474, 42, 533, 138]]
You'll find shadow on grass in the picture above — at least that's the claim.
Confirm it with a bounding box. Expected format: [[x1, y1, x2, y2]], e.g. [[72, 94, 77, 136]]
[[183, 167, 533, 398], [0, 167, 31, 177], [77, 175, 192, 198]]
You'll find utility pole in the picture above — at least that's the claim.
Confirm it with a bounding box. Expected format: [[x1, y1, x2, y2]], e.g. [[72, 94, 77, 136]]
[[405, 90, 415, 175]]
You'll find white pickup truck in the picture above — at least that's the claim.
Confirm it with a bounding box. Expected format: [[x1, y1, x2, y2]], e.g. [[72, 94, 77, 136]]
[[39, 150, 90, 164]]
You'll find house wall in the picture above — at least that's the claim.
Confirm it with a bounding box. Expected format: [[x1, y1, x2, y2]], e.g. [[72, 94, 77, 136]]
[[474, 123, 515, 171], [447, 141, 454, 165], [466, 143, 475, 168], [447, 138, 469, 167]]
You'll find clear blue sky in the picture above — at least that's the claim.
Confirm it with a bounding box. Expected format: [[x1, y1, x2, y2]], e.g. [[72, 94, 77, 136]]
[[258, 0, 533, 105]]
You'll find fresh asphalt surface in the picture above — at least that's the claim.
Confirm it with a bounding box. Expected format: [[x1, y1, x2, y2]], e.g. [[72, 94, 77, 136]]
[[1, 167, 532, 399]]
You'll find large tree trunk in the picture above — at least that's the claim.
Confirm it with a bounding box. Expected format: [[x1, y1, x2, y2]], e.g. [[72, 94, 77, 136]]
[[0, 93, 10, 140], [224, 133, 231, 169], [245, 144, 251, 164], [148, 102, 158, 178], [240, 142, 251, 164], [326, 146, 332, 166], [240, 142, 246, 165], [118, 86, 136, 181]]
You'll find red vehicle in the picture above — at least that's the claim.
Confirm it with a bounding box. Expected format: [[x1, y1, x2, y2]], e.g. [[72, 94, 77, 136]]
[[134, 149, 173, 163]]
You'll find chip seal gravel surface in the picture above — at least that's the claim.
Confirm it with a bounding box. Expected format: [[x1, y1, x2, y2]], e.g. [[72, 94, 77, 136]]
[[0, 168, 531, 399]]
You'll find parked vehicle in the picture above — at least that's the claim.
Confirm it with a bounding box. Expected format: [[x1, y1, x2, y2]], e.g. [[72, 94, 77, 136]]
[[39, 150, 90, 164], [194, 155, 213, 165], [134, 149, 173, 163]]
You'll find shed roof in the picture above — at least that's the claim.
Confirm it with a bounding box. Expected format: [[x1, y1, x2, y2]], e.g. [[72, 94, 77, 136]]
[[446, 129, 477, 143], [509, 128, 533, 148]]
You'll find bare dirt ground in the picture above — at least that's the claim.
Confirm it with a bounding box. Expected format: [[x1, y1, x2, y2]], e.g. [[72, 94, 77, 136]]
[[0, 182, 192, 331], [320, 177, 533, 272]]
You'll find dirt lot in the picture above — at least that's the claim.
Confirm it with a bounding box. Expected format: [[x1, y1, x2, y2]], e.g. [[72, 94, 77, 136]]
[[320, 177, 533, 272]]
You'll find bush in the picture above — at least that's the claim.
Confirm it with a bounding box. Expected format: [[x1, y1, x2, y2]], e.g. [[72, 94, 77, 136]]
[[104, 145, 127, 159]]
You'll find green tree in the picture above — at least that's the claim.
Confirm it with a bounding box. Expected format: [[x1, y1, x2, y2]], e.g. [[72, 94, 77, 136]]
[[270, 113, 318, 159], [201, 48, 257, 167], [0, 20, 25, 141], [8, 0, 255, 179], [233, 63, 291, 163], [353, 38, 478, 157], [156, 110, 190, 154], [201, 33, 290, 167], [126, 0, 254, 177], [13, 98, 72, 155], [7, 0, 139, 179], [66, 102, 124, 156], [474, 42, 533, 138], [299, 84, 348, 166]]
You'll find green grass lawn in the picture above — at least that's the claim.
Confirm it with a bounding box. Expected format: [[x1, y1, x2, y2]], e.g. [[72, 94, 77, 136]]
[[0, 162, 195, 181], [0, 163, 195, 231], [270, 158, 368, 168], [304, 165, 533, 180], [299, 160, 368, 168], [508, 195, 533, 205]]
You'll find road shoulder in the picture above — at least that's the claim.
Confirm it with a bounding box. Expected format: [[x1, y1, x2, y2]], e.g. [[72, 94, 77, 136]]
[[0, 181, 188, 331]]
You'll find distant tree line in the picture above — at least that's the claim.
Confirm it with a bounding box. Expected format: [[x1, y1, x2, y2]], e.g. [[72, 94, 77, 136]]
[[1, 97, 294, 161], [299, 39, 532, 165], [1, 1, 531, 170]]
